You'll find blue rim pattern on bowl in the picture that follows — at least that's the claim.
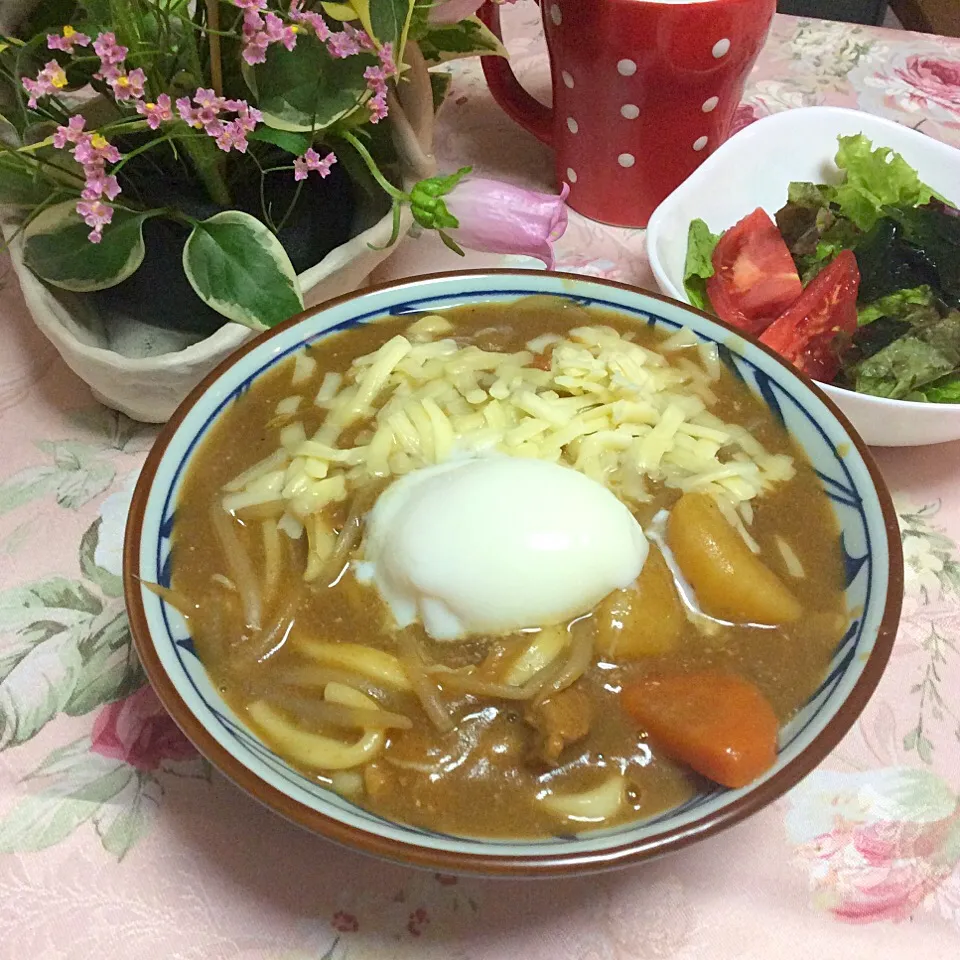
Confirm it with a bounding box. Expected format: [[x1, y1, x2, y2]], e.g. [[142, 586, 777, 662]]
[[131, 271, 897, 868]]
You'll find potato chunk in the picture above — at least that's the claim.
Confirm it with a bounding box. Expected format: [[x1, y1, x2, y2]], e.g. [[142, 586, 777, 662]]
[[667, 493, 801, 625], [596, 547, 684, 659]]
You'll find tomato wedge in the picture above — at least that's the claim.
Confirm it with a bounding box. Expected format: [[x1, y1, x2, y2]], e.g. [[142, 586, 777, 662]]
[[621, 672, 779, 789], [759, 249, 860, 383], [706, 208, 803, 335]]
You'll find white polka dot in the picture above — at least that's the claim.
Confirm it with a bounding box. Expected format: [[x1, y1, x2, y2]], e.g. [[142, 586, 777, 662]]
[[550, 3, 562, 26], [693, 136, 709, 152], [712, 38, 731, 59], [567, 116, 579, 133], [617, 59, 637, 77], [562, 71, 574, 89], [701, 96, 719, 113], [618, 153, 635, 168], [620, 103, 640, 120], [566, 167, 578, 184]]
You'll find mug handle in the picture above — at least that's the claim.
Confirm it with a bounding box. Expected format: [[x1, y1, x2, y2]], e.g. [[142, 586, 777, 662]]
[[478, 2, 553, 146]]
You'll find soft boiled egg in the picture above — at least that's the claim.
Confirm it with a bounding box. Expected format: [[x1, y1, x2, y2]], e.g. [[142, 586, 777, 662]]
[[356, 457, 649, 640]]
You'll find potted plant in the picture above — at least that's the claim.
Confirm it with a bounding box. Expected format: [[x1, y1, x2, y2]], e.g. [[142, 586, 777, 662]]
[[0, 0, 569, 421]]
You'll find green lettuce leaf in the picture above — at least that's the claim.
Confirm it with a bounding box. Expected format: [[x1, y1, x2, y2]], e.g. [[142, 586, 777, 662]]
[[683, 218, 720, 312], [833, 134, 937, 232], [918, 374, 960, 403], [853, 312, 960, 399], [858, 285, 940, 326]]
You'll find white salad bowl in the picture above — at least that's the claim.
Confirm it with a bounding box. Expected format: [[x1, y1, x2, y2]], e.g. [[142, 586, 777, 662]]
[[125, 269, 902, 877], [646, 106, 960, 448]]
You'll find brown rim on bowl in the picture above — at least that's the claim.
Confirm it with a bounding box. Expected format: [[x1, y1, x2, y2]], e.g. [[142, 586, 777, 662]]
[[124, 269, 904, 877]]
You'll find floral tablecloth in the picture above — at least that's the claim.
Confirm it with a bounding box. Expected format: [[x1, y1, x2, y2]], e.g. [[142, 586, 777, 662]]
[[3, 10, 960, 960]]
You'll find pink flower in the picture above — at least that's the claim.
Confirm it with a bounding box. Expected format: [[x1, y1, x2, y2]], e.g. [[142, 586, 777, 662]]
[[442, 178, 569, 268], [107, 67, 146, 102], [289, 1, 331, 41], [75, 198, 114, 243], [136, 93, 174, 130], [176, 91, 260, 150], [83, 171, 121, 200], [53, 114, 87, 148], [214, 119, 251, 153], [92, 31, 127, 80], [73, 132, 121, 167], [367, 90, 388, 123], [264, 12, 297, 51], [81, 170, 121, 201], [892, 55, 960, 117], [176, 95, 200, 126], [327, 23, 373, 59], [293, 147, 336, 181], [91, 685, 196, 770], [232, 0, 267, 9], [47, 25, 91, 53], [22, 60, 68, 108], [242, 8, 297, 64], [194, 88, 223, 110], [362, 42, 398, 122], [53, 125, 124, 242]]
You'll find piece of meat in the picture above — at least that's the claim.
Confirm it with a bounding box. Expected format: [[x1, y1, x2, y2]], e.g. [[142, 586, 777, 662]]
[[524, 687, 593, 766]]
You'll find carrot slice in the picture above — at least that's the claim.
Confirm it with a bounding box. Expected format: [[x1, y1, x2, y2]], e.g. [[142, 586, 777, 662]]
[[621, 672, 779, 789]]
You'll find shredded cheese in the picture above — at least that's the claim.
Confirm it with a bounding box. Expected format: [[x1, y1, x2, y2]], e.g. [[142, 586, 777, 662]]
[[227, 318, 796, 526]]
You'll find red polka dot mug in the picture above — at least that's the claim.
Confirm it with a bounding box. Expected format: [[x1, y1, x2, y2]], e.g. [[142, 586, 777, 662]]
[[479, 0, 777, 228]]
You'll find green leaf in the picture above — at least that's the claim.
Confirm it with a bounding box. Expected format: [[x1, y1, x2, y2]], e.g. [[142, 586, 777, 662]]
[[833, 134, 936, 232], [65, 614, 142, 716], [0, 154, 61, 207], [683, 218, 720, 312], [322, 1, 358, 19], [22, 202, 151, 293], [0, 631, 85, 748], [858, 285, 939, 326], [854, 312, 960, 399], [247, 126, 312, 157], [368, 0, 415, 54], [919, 373, 960, 403], [246, 34, 373, 133], [418, 16, 509, 65], [430, 71, 453, 111], [0, 752, 133, 853], [93, 770, 161, 860], [79, 519, 124, 599], [182, 211, 304, 329]]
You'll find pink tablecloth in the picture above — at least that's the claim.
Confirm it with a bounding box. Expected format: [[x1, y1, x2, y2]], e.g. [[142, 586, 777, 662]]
[[3, 9, 960, 959]]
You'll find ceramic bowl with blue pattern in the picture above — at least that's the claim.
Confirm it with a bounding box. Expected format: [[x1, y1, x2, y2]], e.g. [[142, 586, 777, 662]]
[[124, 270, 903, 877]]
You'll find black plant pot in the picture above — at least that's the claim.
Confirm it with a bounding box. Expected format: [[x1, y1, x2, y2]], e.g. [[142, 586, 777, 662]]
[[88, 155, 356, 337]]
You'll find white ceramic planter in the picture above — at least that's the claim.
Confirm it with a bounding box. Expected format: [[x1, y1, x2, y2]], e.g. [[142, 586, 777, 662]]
[[4, 45, 437, 424]]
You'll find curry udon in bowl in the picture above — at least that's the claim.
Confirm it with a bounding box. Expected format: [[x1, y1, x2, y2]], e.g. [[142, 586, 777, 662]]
[[126, 271, 901, 875]]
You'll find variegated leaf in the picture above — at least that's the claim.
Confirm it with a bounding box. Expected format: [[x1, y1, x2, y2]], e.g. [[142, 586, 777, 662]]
[[418, 16, 508, 66], [183, 211, 303, 329], [22, 202, 150, 292]]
